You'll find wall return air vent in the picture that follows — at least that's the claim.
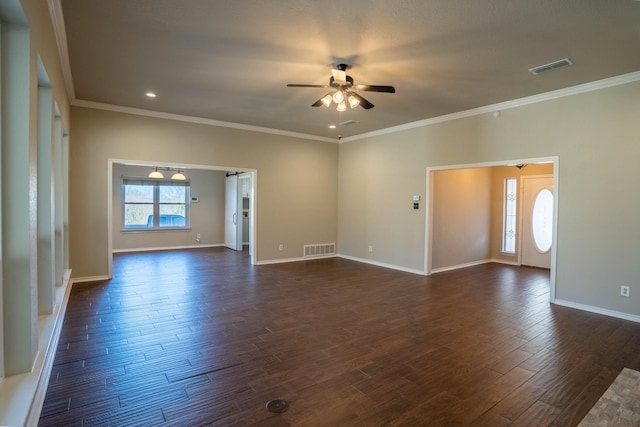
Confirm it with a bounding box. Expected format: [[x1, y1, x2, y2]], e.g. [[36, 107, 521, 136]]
[[303, 243, 336, 258], [528, 58, 573, 75]]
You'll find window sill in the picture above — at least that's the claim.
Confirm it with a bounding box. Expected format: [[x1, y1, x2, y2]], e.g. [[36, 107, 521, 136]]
[[121, 227, 191, 233], [500, 251, 517, 256]]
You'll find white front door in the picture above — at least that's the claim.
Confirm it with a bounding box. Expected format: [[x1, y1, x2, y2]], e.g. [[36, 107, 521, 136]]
[[225, 175, 243, 251], [520, 175, 553, 268]]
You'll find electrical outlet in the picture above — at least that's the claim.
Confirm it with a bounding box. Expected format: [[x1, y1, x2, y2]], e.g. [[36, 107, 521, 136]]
[[621, 286, 630, 297], [368, 245, 373, 252], [278, 244, 284, 251], [196, 233, 201, 239]]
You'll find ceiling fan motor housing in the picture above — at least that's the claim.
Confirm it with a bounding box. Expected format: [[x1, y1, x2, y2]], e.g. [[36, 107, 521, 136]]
[[330, 75, 354, 89]]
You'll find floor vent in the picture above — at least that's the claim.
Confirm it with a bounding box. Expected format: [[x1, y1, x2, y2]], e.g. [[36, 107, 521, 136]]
[[528, 58, 573, 75], [303, 243, 336, 258]]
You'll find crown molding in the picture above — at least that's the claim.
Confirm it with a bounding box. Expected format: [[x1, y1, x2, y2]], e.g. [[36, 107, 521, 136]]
[[340, 71, 640, 143], [72, 100, 336, 143]]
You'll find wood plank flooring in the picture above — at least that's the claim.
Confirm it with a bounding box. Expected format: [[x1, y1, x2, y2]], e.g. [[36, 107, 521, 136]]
[[39, 248, 640, 426]]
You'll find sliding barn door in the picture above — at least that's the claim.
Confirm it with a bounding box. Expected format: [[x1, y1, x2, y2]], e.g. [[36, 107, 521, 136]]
[[225, 175, 243, 251]]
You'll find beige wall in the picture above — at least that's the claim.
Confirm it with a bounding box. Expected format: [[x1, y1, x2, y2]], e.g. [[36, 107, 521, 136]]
[[69, 107, 338, 278], [338, 80, 640, 317], [337, 133, 429, 271], [432, 168, 492, 270], [111, 164, 226, 251]]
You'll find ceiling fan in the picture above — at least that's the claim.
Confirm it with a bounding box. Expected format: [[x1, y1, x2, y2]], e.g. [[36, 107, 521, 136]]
[[286, 64, 395, 111]]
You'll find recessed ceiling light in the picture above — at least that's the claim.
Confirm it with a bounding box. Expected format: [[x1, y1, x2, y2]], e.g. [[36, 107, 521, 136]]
[[145, 92, 157, 98], [328, 124, 337, 129]]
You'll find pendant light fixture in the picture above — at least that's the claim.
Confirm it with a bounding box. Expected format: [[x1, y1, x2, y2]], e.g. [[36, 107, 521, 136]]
[[148, 167, 164, 179], [171, 170, 186, 180], [148, 166, 187, 180]]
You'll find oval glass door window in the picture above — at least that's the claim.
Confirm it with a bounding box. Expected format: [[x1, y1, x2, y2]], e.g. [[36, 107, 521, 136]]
[[532, 189, 553, 253]]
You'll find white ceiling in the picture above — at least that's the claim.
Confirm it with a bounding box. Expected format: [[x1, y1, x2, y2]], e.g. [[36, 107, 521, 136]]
[[58, 0, 640, 140]]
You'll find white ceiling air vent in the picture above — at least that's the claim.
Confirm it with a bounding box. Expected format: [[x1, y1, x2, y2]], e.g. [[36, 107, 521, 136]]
[[339, 119, 358, 126], [303, 243, 335, 258], [528, 58, 573, 75]]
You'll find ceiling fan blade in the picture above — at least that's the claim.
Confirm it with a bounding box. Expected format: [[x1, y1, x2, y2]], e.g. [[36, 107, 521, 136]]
[[331, 68, 347, 85], [351, 92, 375, 109], [287, 84, 328, 88], [353, 84, 396, 93]]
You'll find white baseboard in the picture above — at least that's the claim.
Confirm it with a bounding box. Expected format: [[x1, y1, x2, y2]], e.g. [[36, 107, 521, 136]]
[[0, 270, 73, 427], [490, 258, 520, 266], [72, 275, 111, 284], [430, 259, 492, 274], [112, 243, 224, 253], [553, 299, 640, 324], [337, 254, 425, 275]]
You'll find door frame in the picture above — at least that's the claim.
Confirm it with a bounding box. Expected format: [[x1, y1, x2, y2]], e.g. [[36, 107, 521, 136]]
[[107, 159, 258, 279], [425, 156, 559, 303]]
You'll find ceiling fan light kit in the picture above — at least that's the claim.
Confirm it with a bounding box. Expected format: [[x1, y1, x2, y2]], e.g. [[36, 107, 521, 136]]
[[287, 63, 395, 111], [348, 95, 360, 109]]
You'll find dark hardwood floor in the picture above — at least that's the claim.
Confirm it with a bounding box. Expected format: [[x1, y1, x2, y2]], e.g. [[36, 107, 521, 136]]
[[39, 248, 640, 426]]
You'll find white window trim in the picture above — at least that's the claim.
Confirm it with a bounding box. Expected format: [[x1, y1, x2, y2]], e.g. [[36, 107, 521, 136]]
[[121, 177, 191, 231]]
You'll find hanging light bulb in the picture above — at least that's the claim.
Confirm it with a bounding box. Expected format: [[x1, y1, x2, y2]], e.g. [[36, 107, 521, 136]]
[[321, 94, 333, 107], [348, 95, 360, 109], [148, 167, 164, 179], [336, 101, 347, 112], [171, 170, 186, 180], [332, 90, 345, 103]]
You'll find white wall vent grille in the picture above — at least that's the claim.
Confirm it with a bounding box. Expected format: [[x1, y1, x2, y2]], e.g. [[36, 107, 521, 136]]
[[528, 58, 573, 75], [303, 243, 336, 258]]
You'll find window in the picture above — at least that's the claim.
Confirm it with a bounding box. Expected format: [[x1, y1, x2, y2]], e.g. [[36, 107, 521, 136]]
[[122, 178, 190, 230], [532, 189, 553, 253], [502, 178, 517, 254]]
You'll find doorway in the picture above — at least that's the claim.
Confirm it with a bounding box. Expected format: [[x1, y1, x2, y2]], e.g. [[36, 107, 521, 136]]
[[425, 157, 559, 302], [107, 159, 257, 279], [225, 172, 252, 252]]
